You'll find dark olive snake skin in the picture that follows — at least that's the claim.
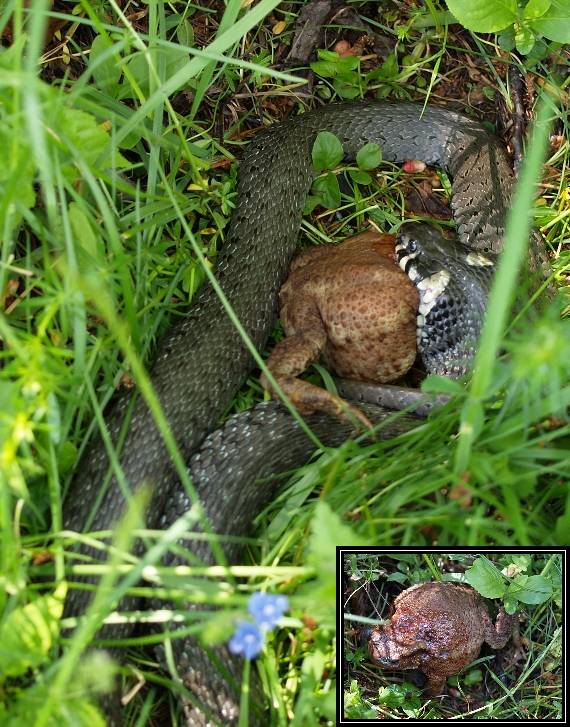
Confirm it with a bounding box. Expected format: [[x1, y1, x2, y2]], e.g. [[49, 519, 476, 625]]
[[62, 103, 543, 725]]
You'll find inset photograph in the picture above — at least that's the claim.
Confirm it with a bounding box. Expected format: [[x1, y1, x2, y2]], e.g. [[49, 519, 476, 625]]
[[340, 549, 563, 721]]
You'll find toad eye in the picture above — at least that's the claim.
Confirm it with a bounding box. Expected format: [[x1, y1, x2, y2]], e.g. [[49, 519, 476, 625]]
[[407, 239, 418, 253]]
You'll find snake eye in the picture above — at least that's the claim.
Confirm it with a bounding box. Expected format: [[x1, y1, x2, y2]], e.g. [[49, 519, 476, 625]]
[[407, 239, 418, 253]]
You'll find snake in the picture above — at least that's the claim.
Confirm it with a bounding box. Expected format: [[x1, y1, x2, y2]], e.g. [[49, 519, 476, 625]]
[[62, 102, 545, 725]]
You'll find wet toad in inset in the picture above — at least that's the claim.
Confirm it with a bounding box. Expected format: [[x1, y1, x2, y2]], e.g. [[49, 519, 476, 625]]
[[368, 581, 514, 695]]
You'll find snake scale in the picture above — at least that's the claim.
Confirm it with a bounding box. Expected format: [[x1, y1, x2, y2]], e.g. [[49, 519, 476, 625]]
[[62, 102, 543, 724]]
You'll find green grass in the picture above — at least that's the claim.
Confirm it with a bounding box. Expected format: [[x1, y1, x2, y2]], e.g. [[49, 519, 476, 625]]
[[0, 0, 568, 724]]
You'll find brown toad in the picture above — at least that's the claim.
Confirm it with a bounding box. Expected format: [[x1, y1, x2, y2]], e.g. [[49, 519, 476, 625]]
[[368, 581, 514, 695], [261, 230, 419, 425]]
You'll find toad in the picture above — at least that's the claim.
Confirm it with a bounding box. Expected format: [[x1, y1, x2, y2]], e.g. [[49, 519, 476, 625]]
[[260, 230, 419, 425], [368, 581, 514, 695]]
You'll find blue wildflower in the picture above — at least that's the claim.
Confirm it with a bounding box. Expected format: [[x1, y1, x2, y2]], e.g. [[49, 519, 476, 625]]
[[248, 592, 289, 631], [228, 621, 264, 660]]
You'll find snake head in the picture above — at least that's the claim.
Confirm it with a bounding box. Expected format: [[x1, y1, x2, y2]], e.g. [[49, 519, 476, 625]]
[[395, 222, 496, 378]]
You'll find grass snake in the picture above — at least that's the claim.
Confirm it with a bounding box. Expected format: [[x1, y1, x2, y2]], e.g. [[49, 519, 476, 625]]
[[62, 102, 544, 724]]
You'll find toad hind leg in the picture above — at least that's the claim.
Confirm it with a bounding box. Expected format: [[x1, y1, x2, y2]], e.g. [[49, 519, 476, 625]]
[[424, 671, 446, 696], [261, 331, 373, 430], [484, 608, 514, 649]]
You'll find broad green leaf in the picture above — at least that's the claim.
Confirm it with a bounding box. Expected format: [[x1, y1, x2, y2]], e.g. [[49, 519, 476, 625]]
[[0, 676, 106, 727], [356, 142, 382, 170], [69, 203, 101, 264], [523, 37, 550, 66], [56, 106, 129, 171], [515, 23, 536, 54], [497, 27, 517, 49], [333, 77, 361, 99], [367, 53, 399, 81], [57, 440, 78, 474], [344, 680, 378, 719], [310, 59, 339, 77], [503, 595, 519, 614], [312, 173, 341, 209], [176, 17, 195, 47], [555, 506, 570, 544], [123, 46, 190, 98], [310, 49, 359, 78], [0, 34, 26, 69], [89, 35, 122, 89], [463, 668, 483, 685], [523, 0, 552, 19], [529, 0, 570, 41], [312, 132, 344, 171], [507, 574, 553, 604], [0, 585, 65, 679], [308, 501, 364, 571], [464, 557, 506, 598], [349, 169, 373, 185], [299, 501, 365, 626], [445, 0, 517, 32], [0, 125, 36, 224], [377, 682, 422, 707]]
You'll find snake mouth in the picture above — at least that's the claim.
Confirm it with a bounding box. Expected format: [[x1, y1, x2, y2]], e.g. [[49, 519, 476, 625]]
[[395, 234, 454, 347], [395, 238, 421, 283]]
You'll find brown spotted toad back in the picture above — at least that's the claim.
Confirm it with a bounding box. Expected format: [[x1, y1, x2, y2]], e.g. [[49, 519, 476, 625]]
[[261, 230, 419, 424], [368, 581, 514, 695]]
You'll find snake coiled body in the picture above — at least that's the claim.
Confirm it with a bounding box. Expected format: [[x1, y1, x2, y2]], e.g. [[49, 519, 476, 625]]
[[62, 103, 540, 724]]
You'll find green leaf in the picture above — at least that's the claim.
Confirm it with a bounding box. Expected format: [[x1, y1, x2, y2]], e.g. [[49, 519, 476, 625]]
[[123, 45, 190, 98], [310, 49, 359, 78], [56, 107, 129, 171], [523, 37, 551, 66], [311, 173, 341, 209], [506, 574, 553, 604], [523, 0, 552, 19], [333, 77, 361, 99], [463, 668, 483, 685], [301, 502, 365, 626], [497, 26, 517, 49], [555, 502, 570, 544], [312, 132, 344, 171], [0, 125, 36, 228], [303, 195, 321, 215], [0, 34, 26, 69], [444, 0, 517, 32], [344, 680, 378, 718], [57, 440, 78, 474], [310, 59, 337, 78], [349, 169, 373, 185], [176, 17, 195, 46], [1, 672, 107, 726], [367, 53, 399, 81], [464, 556, 507, 598], [0, 585, 65, 679], [308, 502, 364, 571], [377, 682, 422, 707], [515, 23, 536, 53], [69, 203, 101, 265], [503, 595, 519, 614], [356, 143, 382, 170], [89, 35, 122, 89], [529, 0, 570, 42]]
